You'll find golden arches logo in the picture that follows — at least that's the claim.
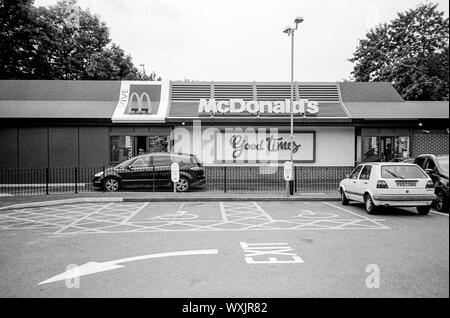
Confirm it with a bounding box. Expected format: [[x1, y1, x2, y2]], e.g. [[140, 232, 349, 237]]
[[128, 92, 152, 113]]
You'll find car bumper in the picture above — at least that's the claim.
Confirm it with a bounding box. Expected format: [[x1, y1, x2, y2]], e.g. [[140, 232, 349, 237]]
[[373, 194, 436, 207], [191, 178, 206, 187], [92, 177, 103, 187]]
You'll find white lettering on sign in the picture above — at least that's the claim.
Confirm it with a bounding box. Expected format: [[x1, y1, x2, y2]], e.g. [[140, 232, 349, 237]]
[[198, 98, 319, 115], [240, 242, 304, 264]]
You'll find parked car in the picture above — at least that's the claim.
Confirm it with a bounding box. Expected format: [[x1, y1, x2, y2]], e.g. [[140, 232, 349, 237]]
[[92, 153, 206, 192], [414, 154, 449, 212], [339, 162, 435, 215]]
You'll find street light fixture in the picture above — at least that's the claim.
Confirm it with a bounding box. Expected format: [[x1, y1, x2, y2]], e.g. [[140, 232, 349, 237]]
[[284, 16, 304, 196]]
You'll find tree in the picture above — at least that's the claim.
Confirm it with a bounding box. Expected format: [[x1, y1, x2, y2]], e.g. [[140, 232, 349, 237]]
[[0, 0, 161, 80], [349, 3, 449, 101]]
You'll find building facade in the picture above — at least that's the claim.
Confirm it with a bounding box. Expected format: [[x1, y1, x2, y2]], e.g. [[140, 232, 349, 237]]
[[0, 80, 448, 170]]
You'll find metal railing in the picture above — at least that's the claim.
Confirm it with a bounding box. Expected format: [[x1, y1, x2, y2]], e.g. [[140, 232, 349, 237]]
[[0, 165, 353, 196]]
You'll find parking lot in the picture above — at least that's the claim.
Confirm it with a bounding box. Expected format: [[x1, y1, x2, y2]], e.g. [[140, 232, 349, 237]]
[[0, 201, 448, 297]]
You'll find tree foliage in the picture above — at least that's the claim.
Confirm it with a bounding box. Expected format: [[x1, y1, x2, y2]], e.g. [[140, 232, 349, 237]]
[[0, 0, 161, 80], [349, 3, 449, 101]]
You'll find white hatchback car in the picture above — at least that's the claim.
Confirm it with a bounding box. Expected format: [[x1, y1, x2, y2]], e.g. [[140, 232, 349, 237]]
[[339, 163, 436, 215]]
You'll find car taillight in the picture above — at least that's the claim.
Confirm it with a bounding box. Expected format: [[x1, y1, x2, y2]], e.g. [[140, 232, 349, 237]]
[[426, 181, 435, 188], [376, 180, 389, 188]]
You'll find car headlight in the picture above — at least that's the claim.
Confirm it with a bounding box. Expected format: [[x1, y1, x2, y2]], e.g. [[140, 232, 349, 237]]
[[94, 171, 104, 177]]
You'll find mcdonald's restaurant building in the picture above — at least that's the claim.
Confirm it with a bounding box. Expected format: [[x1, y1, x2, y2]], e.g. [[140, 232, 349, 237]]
[[0, 80, 448, 172]]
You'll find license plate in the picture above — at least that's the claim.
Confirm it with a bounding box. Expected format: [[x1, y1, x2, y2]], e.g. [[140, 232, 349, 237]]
[[396, 181, 417, 187]]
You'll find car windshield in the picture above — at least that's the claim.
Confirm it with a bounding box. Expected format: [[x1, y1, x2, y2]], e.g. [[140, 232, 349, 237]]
[[436, 156, 449, 175], [381, 165, 428, 179]]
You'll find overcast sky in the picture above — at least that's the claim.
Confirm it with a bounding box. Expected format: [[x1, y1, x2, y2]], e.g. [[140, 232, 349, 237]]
[[34, 0, 449, 82]]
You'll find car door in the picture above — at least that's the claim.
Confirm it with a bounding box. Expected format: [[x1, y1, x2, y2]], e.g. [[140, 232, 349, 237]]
[[345, 165, 363, 201], [356, 165, 373, 201], [126, 155, 152, 188], [423, 157, 439, 185], [151, 154, 172, 187]]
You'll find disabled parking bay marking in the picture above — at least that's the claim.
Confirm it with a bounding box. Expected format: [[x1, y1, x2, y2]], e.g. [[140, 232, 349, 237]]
[[240, 242, 304, 264]]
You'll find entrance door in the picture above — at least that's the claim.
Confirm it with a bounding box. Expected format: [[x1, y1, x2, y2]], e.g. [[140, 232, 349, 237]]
[[380, 137, 394, 162], [134, 136, 148, 156]]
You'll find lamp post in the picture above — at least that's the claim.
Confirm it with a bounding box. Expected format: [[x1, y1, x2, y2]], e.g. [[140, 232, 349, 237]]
[[283, 16, 304, 196]]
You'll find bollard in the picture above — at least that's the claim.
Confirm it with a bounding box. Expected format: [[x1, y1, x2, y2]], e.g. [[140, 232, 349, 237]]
[[223, 166, 227, 193], [102, 166, 105, 193], [74, 167, 78, 194], [45, 167, 49, 195]]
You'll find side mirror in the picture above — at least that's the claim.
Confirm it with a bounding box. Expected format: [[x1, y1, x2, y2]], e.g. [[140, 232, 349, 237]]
[[127, 165, 134, 170], [345, 174, 350, 179]]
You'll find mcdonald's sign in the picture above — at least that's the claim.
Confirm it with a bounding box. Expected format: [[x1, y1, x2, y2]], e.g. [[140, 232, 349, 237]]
[[112, 81, 167, 123], [128, 92, 152, 113]]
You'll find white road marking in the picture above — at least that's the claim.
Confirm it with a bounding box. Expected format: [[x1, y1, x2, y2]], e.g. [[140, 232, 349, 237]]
[[296, 209, 338, 219], [322, 202, 390, 229], [219, 202, 229, 222], [38, 249, 218, 285], [431, 211, 449, 217], [54, 203, 115, 234], [252, 202, 274, 221], [240, 242, 304, 264], [120, 202, 149, 224]]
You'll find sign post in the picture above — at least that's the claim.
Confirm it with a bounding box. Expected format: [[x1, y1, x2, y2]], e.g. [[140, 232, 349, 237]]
[[171, 162, 180, 193], [284, 161, 294, 197]]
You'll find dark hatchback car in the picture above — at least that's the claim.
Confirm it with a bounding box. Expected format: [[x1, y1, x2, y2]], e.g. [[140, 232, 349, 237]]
[[92, 153, 206, 192], [414, 154, 449, 212]]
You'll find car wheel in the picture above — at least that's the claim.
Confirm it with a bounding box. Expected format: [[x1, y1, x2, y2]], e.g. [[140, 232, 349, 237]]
[[435, 190, 448, 212], [340, 188, 349, 205], [364, 194, 377, 215], [417, 205, 431, 215], [176, 177, 190, 192], [103, 177, 120, 192]]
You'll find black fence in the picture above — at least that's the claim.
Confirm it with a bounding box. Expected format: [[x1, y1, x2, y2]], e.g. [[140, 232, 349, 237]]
[[0, 166, 353, 196]]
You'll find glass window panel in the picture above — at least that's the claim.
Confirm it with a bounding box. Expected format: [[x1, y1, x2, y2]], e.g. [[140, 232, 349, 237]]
[[350, 165, 363, 179], [359, 165, 372, 180], [363, 137, 379, 162], [111, 136, 132, 164], [394, 136, 410, 160]]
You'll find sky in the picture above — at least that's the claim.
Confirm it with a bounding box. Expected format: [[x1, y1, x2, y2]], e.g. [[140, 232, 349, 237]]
[[34, 0, 449, 82]]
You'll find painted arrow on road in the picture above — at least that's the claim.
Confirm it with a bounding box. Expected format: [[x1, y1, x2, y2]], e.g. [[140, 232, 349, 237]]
[[38, 249, 218, 285]]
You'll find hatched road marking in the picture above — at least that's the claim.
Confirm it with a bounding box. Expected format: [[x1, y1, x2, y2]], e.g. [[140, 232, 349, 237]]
[[0, 201, 389, 235]]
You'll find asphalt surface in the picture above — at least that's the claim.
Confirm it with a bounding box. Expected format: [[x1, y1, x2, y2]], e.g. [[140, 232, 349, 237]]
[[0, 201, 448, 297]]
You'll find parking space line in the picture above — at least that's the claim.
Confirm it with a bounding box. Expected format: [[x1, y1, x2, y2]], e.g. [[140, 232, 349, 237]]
[[219, 202, 229, 222], [322, 202, 390, 229], [120, 203, 149, 224], [252, 202, 274, 222], [54, 203, 115, 234]]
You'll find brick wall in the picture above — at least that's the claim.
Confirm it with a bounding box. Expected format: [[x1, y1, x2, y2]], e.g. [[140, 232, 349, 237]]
[[411, 130, 449, 157]]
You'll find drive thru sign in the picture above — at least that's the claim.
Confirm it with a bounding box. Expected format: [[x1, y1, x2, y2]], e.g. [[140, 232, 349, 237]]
[[283, 161, 294, 181], [171, 162, 180, 193], [171, 162, 180, 183]]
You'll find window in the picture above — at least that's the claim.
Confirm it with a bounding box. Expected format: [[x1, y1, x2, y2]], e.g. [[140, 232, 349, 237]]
[[152, 155, 171, 166], [415, 157, 426, 168], [171, 154, 194, 164], [394, 136, 410, 159], [350, 165, 363, 179], [111, 136, 132, 164], [149, 136, 169, 153], [425, 159, 436, 171], [359, 165, 372, 180], [381, 165, 428, 179], [130, 156, 150, 167], [362, 137, 379, 162]]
